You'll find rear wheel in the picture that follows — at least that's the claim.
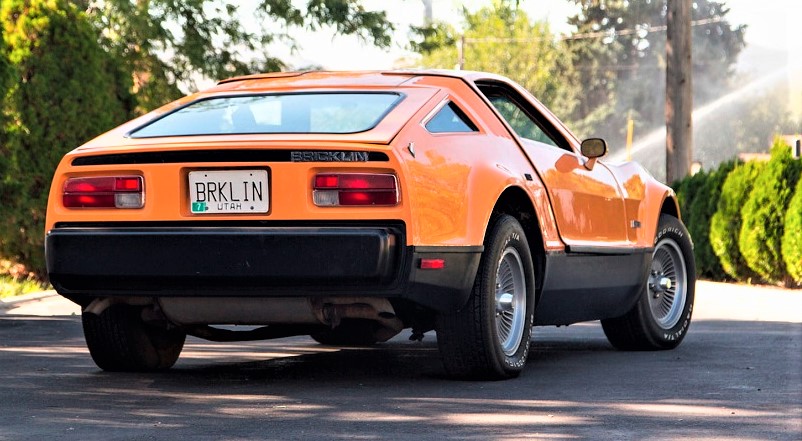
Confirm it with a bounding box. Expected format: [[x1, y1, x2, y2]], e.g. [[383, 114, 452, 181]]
[[435, 215, 536, 380], [602, 214, 696, 350], [82, 304, 185, 371]]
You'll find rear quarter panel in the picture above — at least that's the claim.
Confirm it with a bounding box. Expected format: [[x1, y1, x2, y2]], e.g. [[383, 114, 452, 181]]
[[392, 77, 560, 249], [602, 160, 679, 247]]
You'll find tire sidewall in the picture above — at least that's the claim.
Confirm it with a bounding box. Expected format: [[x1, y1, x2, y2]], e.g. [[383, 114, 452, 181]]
[[83, 304, 185, 371], [639, 215, 696, 348], [481, 215, 536, 373]]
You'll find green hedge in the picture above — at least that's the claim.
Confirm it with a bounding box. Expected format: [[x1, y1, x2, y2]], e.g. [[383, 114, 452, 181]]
[[686, 161, 736, 279], [782, 178, 802, 285], [672, 170, 706, 218], [0, 0, 134, 277], [710, 161, 764, 281], [672, 161, 735, 280], [739, 140, 801, 285]]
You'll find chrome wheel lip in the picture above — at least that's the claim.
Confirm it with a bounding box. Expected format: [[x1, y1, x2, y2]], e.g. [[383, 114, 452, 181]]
[[648, 238, 687, 329], [495, 247, 526, 356]]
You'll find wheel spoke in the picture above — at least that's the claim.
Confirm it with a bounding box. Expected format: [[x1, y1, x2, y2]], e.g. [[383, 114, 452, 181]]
[[494, 248, 527, 356], [647, 237, 688, 329]]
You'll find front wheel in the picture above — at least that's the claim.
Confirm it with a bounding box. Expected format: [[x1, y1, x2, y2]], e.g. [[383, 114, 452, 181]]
[[435, 215, 536, 380], [602, 214, 696, 350]]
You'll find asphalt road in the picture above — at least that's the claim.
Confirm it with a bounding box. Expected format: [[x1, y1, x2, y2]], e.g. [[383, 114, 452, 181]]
[[0, 283, 800, 441]]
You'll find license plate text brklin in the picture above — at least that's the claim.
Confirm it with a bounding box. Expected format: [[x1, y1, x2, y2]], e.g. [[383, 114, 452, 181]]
[[189, 170, 269, 213]]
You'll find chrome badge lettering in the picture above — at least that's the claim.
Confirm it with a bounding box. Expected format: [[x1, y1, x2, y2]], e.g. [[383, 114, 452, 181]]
[[291, 151, 370, 162]]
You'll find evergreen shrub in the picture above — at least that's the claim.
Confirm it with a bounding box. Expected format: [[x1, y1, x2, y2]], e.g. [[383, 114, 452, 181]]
[[781, 178, 802, 285], [685, 161, 736, 279], [709, 161, 765, 281], [0, 0, 134, 277], [672, 165, 728, 279], [739, 139, 802, 284]]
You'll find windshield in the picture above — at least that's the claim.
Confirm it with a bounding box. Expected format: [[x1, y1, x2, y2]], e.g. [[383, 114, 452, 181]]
[[130, 92, 402, 138]]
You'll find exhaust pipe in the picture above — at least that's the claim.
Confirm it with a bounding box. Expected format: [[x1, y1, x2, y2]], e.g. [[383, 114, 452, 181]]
[[311, 297, 403, 342]]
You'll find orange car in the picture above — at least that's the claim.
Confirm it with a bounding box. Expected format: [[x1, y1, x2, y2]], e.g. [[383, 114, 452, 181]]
[[45, 70, 695, 379]]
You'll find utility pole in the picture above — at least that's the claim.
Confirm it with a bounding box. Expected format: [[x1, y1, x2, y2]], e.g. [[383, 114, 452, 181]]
[[665, 0, 693, 183], [422, 0, 433, 25]]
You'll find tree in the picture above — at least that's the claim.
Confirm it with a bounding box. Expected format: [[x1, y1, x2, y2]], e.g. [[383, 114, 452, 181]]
[[82, 0, 395, 112], [565, 0, 745, 146], [411, 2, 579, 120], [694, 81, 799, 167], [738, 140, 801, 285], [0, 19, 9, 95], [0, 18, 13, 194], [0, 0, 135, 276]]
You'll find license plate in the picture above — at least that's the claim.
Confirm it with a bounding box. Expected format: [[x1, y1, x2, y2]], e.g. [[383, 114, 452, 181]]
[[189, 170, 269, 214]]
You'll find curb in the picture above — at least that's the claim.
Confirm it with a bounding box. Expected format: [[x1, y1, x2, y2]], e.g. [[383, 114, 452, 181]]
[[0, 290, 59, 311]]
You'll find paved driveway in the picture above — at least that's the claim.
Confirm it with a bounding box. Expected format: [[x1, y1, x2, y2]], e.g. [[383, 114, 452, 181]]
[[0, 282, 799, 440]]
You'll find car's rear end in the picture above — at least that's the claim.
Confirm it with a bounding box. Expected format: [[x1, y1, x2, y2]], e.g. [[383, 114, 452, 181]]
[[45, 73, 482, 369]]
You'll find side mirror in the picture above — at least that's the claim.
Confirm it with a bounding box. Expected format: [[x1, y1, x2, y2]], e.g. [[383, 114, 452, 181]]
[[580, 138, 607, 171], [580, 138, 608, 158]]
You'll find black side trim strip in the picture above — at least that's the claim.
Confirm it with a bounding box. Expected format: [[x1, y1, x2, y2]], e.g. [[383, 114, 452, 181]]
[[564, 245, 653, 255], [71, 150, 390, 166], [413, 245, 484, 254], [535, 250, 650, 325]]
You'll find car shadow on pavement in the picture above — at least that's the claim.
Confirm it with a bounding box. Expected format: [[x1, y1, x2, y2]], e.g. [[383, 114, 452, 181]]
[[0, 316, 799, 440]]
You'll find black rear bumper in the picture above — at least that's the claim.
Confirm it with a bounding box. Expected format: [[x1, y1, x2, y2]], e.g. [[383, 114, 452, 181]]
[[45, 223, 481, 312]]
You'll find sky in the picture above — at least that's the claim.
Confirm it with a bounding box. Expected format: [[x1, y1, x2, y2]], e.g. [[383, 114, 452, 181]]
[[279, 0, 580, 70], [245, 0, 801, 122], [278, 0, 802, 72]]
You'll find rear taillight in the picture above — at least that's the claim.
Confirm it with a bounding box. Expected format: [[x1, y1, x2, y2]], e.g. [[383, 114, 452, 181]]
[[63, 176, 144, 209], [313, 173, 398, 206]]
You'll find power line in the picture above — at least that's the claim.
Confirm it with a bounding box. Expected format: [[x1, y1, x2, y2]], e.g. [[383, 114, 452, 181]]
[[563, 16, 725, 40], [461, 16, 726, 44]]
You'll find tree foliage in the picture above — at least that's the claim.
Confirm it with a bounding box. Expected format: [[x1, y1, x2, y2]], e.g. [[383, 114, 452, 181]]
[[411, 2, 579, 120], [739, 140, 801, 285], [709, 160, 764, 281], [782, 178, 802, 286], [566, 0, 745, 144], [85, 0, 394, 112], [694, 79, 800, 168], [0, 0, 395, 277], [0, 19, 12, 191], [0, 0, 135, 276]]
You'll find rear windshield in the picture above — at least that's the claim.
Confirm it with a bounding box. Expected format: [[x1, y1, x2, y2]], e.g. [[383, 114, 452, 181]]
[[130, 92, 403, 138]]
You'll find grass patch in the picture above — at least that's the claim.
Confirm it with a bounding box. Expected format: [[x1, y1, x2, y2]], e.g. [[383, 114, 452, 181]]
[[0, 260, 50, 299], [0, 275, 49, 299]]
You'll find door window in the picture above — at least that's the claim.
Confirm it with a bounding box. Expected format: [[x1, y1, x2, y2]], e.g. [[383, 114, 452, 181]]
[[477, 82, 570, 151]]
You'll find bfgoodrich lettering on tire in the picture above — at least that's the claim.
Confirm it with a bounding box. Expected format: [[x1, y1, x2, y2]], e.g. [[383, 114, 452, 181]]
[[435, 215, 536, 380], [602, 214, 696, 350]]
